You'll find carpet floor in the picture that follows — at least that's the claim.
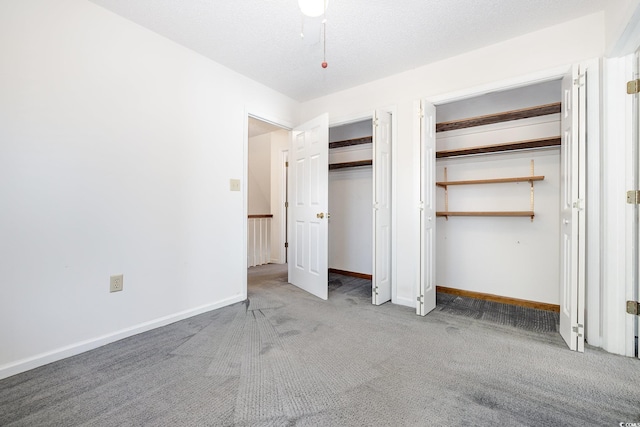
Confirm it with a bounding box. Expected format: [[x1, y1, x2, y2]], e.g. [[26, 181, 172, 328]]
[[1, 263, 638, 426]]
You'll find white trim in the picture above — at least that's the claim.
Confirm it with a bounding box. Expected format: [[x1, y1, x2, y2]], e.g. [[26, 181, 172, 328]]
[[584, 58, 603, 348], [428, 65, 571, 105], [0, 295, 245, 380], [412, 99, 422, 311], [329, 110, 374, 127], [242, 108, 249, 299], [247, 111, 294, 131], [634, 49, 640, 360], [601, 56, 634, 356], [624, 52, 639, 357]]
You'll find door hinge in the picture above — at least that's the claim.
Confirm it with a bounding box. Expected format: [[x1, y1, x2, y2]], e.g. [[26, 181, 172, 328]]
[[418, 107, 424, 118], [574, 74, 585, 87], [572, 324, 584, 337], [373, 118, 379, 127], [373, 286, 379, 296], [627, 79, 640, 94], [284, 242, 288, 248], [285, 161, 289, 167], [627, 190, 640, 204], [285, 201, 289, 208], [416, 295, 424, 305], [627, 301, 640, 315], [572, 199, 585, 211]]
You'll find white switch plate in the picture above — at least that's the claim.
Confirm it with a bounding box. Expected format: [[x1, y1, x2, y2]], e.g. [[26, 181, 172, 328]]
[[110, 274, 123, 292], [230, 179, 241, 191]]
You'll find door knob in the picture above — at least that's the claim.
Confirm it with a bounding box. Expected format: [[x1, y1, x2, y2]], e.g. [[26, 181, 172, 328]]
[[317, 213, 324, 219]]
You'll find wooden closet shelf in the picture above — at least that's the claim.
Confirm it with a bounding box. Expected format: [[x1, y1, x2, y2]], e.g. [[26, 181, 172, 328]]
[[436, 102, 561, 132], [329, 136, 372, 149], [436, 136, 560, 158], [329, 160, 372, 170], [437, 211, 535, 218], [436, 175, 544, 187]]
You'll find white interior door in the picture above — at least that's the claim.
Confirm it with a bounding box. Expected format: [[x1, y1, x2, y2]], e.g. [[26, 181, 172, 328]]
[[559, 65, 586, 352], [373, 110, 392, 305], [418, 101, 436, 316], [288, 114, 329, 300]]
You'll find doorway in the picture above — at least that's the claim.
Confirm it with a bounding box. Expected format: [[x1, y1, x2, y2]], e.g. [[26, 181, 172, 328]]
[[327, 112, 394, 305], [250, 111, 395, 305], [419, 61, 601, 353], [246, 116, 290, 282], [433, 80, 563, 311]]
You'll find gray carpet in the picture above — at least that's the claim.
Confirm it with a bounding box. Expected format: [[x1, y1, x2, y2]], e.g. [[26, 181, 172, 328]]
[[1, 263, 639, 426], [435, 292, 560, 333]]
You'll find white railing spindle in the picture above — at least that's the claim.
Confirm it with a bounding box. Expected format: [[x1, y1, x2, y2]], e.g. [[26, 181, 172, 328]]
[[248, 215, 272, 267]]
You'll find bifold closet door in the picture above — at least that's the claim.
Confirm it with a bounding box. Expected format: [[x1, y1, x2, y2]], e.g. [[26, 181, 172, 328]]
[[288, 114, 329, 300], [559, 65, 586, 352], [418, 100, 436, 316], [373, 110, 392, 305]]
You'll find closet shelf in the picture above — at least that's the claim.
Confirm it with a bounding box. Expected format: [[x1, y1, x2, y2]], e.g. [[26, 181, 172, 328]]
[[438, 160, 542, 222], [436, 102, 561, 132], [329, 160, 372, 170], [329, 136, 372, 149], [436, 137, 560, 158], [437, 211, 535, 219], [436, 175, 544, 187]]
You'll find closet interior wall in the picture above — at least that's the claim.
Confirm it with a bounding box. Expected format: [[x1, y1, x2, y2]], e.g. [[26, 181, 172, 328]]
[[435, 80, 562, 305], [328, 120, 373, 276]]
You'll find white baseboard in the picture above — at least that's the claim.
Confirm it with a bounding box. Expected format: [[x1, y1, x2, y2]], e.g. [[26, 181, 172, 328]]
[[0, 294, 245, 380]]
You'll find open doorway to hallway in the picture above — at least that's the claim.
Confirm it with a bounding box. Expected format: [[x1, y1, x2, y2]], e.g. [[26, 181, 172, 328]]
[[247, 116, 289, 281]]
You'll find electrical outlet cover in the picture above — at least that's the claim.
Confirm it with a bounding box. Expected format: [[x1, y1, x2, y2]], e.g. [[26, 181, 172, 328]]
[[110, 274, 123, 292]]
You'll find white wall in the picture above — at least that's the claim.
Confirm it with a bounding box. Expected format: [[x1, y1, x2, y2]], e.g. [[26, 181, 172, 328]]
[[248, 133, 271, 214], [300, 12, 606, 308], [329, 169, 373, 274], [0, 0, 297, 379], [436, 80, 562, 121], [436, 149, 560, 304], [606, 0, 640, 55]]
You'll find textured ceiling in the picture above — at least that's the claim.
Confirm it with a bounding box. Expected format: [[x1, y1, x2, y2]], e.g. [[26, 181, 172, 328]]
[[89, 0, 609, 102]]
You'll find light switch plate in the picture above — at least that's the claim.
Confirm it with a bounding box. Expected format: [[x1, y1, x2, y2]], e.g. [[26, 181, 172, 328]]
[[230, 179, 241, 191]]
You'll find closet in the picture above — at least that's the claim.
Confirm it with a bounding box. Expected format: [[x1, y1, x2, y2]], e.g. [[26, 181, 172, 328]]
[[434, 80, 562, 311], [328, 119, 374, 280]]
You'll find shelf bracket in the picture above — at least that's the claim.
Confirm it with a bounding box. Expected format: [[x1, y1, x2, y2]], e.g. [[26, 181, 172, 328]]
[[444, 167, 449, 220], [530, 160, 535, 222]]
